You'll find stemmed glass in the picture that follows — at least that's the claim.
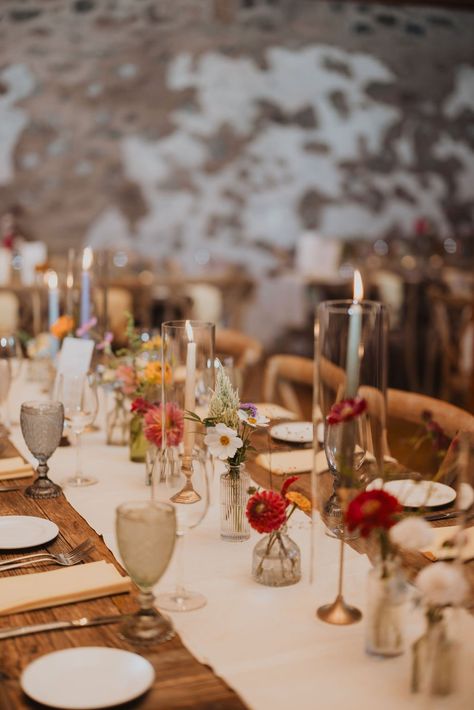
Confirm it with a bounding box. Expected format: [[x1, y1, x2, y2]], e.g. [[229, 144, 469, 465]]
[[0, 333, 23, 428], [56, 373, 99, 487], [0, 360, 11, 429], [153, 448, 210, 611], [116, 500, 177, 645], [20, 401, 64, 499]]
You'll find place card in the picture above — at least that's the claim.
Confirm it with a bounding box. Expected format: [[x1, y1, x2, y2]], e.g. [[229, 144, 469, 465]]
[[256, 449, 329, 475], [56, 337, 94, 377]]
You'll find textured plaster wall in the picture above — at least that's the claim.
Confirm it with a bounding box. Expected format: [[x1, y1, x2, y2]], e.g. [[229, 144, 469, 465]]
[[0, 0, 473, 272]]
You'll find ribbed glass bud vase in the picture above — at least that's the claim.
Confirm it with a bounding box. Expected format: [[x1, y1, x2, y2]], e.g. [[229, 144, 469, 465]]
[[220, 463, 250, 542]]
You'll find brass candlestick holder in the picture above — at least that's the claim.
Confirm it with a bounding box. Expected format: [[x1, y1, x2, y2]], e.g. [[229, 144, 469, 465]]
[[170, 454, 202, 504], [317, 532, 362, 625]]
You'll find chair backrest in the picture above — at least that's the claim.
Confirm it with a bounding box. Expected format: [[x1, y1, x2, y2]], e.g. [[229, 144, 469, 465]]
[[262, 354, 314, 418], [0, 292, 19, 334], [101, 287, 133, 347], [216, 329, 263, 370], [187, 284, 223, 324]]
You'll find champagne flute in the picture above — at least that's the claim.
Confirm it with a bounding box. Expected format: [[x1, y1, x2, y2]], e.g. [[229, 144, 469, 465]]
[[0, 333, 23, 428], [116, 500, 176, 644], [153, 448, 210, 612], [20, 401, 64, 499], [56, 373, 99, 487]]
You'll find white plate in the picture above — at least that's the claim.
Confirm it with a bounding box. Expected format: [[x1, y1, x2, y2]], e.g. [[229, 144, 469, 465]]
[[21, 647, 155, 710], [270, 421, 318, 444], [366, 479, 456, 508], [0, 515, 59, 549]]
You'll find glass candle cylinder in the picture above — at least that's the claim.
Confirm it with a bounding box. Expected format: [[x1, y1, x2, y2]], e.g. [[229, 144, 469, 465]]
[[313, 299, 388, 537]]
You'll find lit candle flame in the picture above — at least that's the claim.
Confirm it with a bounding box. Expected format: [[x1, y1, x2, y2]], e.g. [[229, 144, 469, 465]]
[[47, 270, 58, 290], [82, 246, 93, 271], [66, 272, 74, 289], [185, 319, 194, 343], [353, 269, 363, 303]]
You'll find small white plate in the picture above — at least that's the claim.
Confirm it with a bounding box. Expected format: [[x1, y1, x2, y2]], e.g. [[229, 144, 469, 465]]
[[21, 647, 155, 710], [0, 515, 59, 550], [270, 421, 318, 444], [366, 479, 456, 508]]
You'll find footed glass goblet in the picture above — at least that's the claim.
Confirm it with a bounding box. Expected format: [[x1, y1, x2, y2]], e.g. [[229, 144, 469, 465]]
[[116, 501, 177, 645], [20, 401, 64, 499]]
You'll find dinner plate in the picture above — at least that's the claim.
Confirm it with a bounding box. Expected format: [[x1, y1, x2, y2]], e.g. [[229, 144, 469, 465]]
[[21, 647, 155, 710], [366, 479, 456, 508], [0, 515, 59, 549], [270, 421, 321, 445]]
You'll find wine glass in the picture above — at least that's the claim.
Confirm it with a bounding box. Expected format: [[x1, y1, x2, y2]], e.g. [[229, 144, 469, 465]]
[[20, 401, 64, 499], [0, 333, 23, 428], [0, 360, 11, 429], [153, 448, 210, 611], [116, 500, 177, 644], [56, 373, 99, 487]]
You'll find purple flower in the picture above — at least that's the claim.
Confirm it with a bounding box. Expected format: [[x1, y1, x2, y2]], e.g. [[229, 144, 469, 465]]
[[76, 317, 98, 338], [239, 402, 257, 417]]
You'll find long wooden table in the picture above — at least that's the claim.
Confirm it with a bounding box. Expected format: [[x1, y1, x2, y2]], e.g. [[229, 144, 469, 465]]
[[0, 442, 247, 710]]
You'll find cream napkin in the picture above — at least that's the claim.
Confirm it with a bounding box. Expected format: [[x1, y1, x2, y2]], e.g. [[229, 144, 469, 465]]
[[0, 560, 131, 616], [254, 403, 298, 421], [255, 449, 328, 475], [422, 525, 474, 562], [0, 456, 34, 480]]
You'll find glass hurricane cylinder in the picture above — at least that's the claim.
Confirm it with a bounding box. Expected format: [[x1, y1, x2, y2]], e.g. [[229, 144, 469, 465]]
[[161, 320, 215, 459], [365, 559, 406, 657], [252, 526, 301, 587], [313, 300, 388, 538], [220, 463, 251, 541]]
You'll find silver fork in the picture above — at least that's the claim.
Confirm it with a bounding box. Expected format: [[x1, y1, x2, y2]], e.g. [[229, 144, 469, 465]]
[[0, 539, 95, 571]]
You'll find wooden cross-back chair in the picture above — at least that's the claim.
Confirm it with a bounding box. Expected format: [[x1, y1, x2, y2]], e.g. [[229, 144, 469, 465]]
[[262, 353, 474, 472]]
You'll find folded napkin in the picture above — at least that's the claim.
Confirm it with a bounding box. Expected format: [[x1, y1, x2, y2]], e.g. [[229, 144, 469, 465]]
[[255, 449, 329, 475], [422, 526, 474, 562], [0, 456, 34, 481], [0, 560, 131, 616], [254, 403, 298, 421]]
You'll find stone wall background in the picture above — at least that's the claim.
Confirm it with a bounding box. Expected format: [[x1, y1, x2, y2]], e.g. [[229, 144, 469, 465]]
[[0, 0, 473, 273]]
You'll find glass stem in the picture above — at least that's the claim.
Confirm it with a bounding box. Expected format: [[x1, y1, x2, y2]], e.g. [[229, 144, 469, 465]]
[[138, 589, 156, 614], [75, 430, 83, 481], [175, 532, 186, 598]]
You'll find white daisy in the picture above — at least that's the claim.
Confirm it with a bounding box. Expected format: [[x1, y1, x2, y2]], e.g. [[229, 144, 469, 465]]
[[204, 423, 243, 460], [237, 409, 270, 428]]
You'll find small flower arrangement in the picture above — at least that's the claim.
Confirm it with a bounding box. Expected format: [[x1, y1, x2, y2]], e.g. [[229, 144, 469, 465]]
[[412, 561, 468, 695], [190, 368, 269, 471], [143, 401, 184, 448], [246, 476, 310, 586]]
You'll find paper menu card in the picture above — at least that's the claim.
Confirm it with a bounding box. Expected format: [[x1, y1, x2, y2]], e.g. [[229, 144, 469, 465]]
[[0, 561, 131, 616], [256, 449, 328, 476], [0, 456, 34, 480], [56, 337, 94, 377], [422, 525, 474, 562]]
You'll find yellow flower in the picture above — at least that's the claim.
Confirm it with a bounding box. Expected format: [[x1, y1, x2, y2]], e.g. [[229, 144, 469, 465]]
[[50, 315, 74, 340], [285, 491, 311, 514], [142, 361, 172, 386], [141, 335, 162, 352]]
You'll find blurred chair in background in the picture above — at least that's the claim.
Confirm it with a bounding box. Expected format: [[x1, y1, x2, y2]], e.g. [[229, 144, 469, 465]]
[[0, 292, 19, 334], [262, 354, 313, 419], [104, 287, 133, 348], [425, 286, 474, 412], [215, 328, 263, 400], [187, 284, 223, 325]]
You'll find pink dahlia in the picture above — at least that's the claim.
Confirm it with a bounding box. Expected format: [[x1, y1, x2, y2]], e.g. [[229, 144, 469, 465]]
[[144, 402, 184, 448]]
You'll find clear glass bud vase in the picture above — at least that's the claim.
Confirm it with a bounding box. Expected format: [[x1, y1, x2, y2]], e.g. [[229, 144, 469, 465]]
[[106, 391, 130, 446], [252, 526, 301, 587], [129, 413, 148, 463], [411, 613, 458, 697], [366, 559, 406, 657], [220, 464, 251, 541]]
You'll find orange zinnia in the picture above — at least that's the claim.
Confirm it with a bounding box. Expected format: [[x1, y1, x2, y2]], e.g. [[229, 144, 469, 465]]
[[50, 315, 74, 340]]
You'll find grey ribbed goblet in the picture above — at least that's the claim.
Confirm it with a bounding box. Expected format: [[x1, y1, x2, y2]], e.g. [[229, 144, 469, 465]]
[[20, 401, 64, 499]]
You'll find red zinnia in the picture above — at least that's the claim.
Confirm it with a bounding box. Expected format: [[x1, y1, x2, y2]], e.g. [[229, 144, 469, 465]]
[[144, 402, 184, 448], [280, 475, 299, 503], [327, 397, 367, 425], [246, 490, 287, 534], [346, 489, 402, 537], [131, 397, 154, 416]]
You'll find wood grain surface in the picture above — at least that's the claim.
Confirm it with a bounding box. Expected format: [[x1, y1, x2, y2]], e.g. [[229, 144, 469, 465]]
[[0, 440, 247, 710]]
